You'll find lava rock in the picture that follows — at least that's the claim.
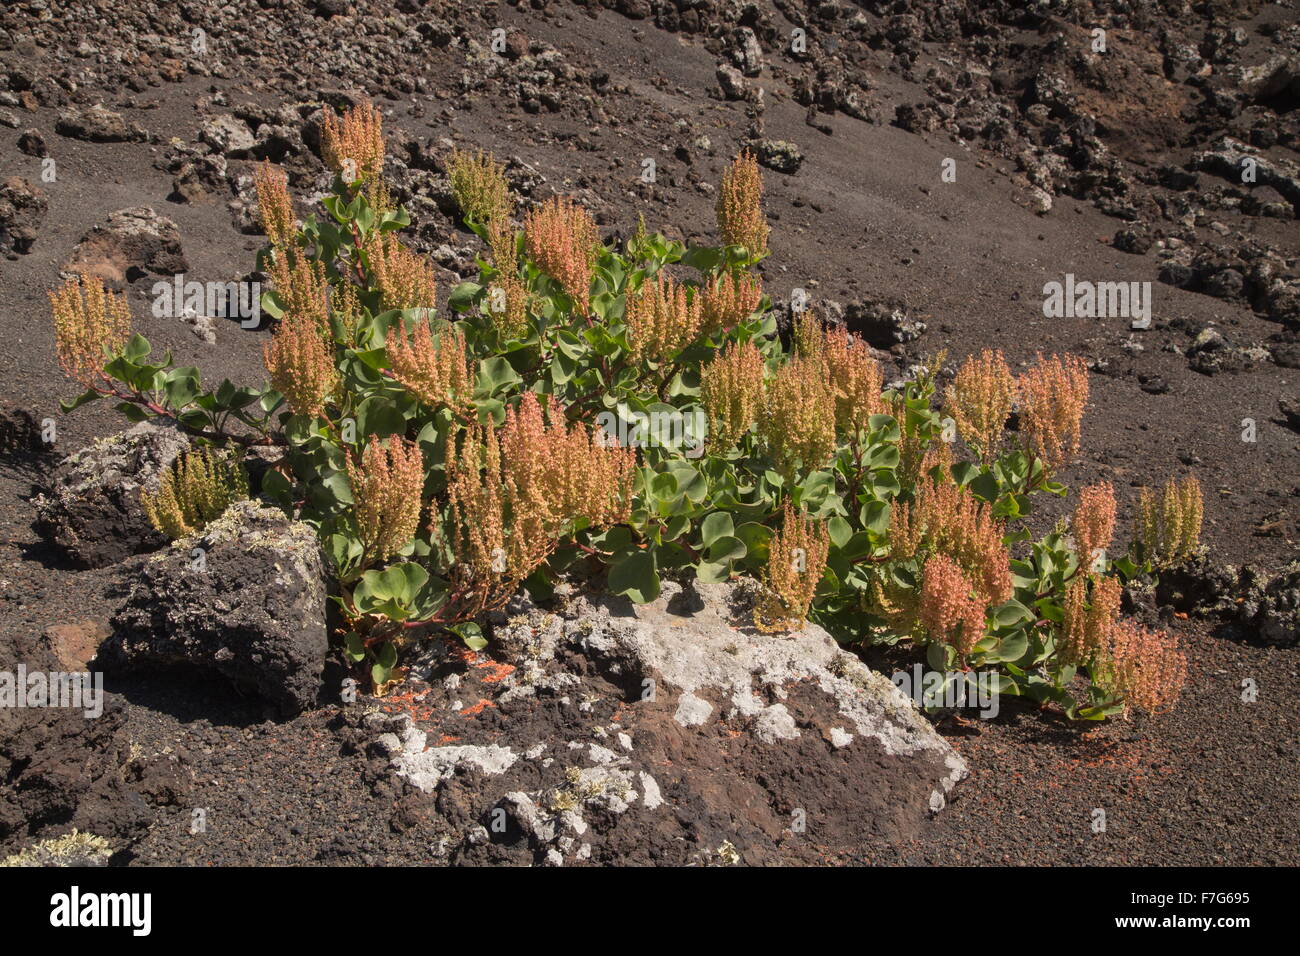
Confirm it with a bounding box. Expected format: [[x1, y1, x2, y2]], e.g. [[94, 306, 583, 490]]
[[716, 63, 748, 101], [16, 128, 46, 157], [54, 104, 147, 143], [107, 501, 330, 715], [844, 298, 927, 348], [33, 422, 190, 568], [753, 139, 803, 174], [0, 176, 47, 257], [199, 114, 255, 156], [65, 206, 188, 285]]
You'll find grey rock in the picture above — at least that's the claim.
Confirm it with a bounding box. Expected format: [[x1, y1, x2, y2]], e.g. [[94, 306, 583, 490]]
[[733, 28, 763, 77], [55, 104, 147, 143], [33, 422, 190, 568], [754, 139, 803, 174], [1192, 138, 1300, 217], [199, 115, 255, 156], [65, 207, 188, 285], [107, 501, 329, 714], [0, 176, 46, 257], [716, 63, 748, 101], [844, 298, 927, 348]]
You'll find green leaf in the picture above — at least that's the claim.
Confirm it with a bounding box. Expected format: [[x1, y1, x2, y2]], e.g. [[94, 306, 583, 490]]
[[475, 356, 523, 397], [447, 281, 483, 313], [700, 512, 734, 547], [704, 534, 746, 564], [608, 549, 660, 604], [122, 333, 152, 363], [448, 622, 487, 652], [59, 388, 102, 413], [354, 562, 429, 621]]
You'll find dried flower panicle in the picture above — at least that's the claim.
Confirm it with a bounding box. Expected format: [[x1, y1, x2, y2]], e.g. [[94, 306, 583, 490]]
[[716, 151, 769, 256], [1138, 476, 1203, 568], [362, 232, 438, 313], [698, 271, 762, 337], [254, 161, 296, 251], [700, 340, 765, 453], [1104, 620, 1188, 713], [348, 436, 425, 564], [385, 318, 472, 412], [141, 447, 249, 540], [755, 502, 830, 632], [1017, 352, 1089, 475], [444, 393, 634, 616], [321, 102, 385, 184], [331, 280, 365, 347], [1059, 574, 1122, 668], [890, 474, 1011, 608], [263, 305, 337, 418], [624, 272, 702, 362], [945, 348, 1014, 461], [270, 255, 331, 336], [1072, 480, 1117, 570], [823, 324, 885, 435], [791, 309, 825, 367], [760, 356, 838, 473], [498, 393, 636, 533], [486, 216, 518, 274], [447, 148, 512, 225], [524, 197, 600, 313], [484, 275, 531, 341], [49, 273, 131, 387], [918, 553, 986, 656]]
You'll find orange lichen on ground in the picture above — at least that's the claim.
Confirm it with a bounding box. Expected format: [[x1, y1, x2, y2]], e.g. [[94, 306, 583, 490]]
[[379, 688, 436, 722], [461, 698, 495, 718]]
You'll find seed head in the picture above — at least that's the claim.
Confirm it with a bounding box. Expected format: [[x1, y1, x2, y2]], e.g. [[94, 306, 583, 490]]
[[1072, 480, 1117, 570], [254, 161, 296, 251], [348, 435, 425, 564], [1017, 352, 1089, 475], [1059, 574, 1122, 668], [362, 232, 438, 313], [890, 474, 1011, 607], [823, 324, 885, 435], [716, 151, 769, 256], [270, 255, 330, 336], [701, 340, 766, 452], [1104, 620, 1187, 714], [698, 271, 762, 336], [263, 305, 336, 419], [755, 501, 830, 632], [485, 275, 532, 341], [524, 197, 600, 313], [141, 447, 248, 540], [447, 148, 512, 224], [918, 554, 986, 657], [945, 348, 1014, 461], [48, 273, 131, 387], [321, 102, 385, 184], [1138, 476, 1203, 569], [385, 318, 472, 413], [760, 356, 838, 473], [624, 271, 702, 362], [444, 393, 634, 617]]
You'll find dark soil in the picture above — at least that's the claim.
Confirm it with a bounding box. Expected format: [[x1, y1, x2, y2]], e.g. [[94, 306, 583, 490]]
[[1, 0, 1297, 865]]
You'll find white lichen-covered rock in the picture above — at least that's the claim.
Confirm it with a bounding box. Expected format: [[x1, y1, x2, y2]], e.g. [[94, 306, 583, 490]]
[[33, 422, 190, 568], [357, 579, 968, 866]]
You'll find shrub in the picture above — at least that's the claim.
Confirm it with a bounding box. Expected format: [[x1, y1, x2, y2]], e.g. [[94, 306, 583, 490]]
[[142, 447, 249, 539], [48, 107, 1195, 716]]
